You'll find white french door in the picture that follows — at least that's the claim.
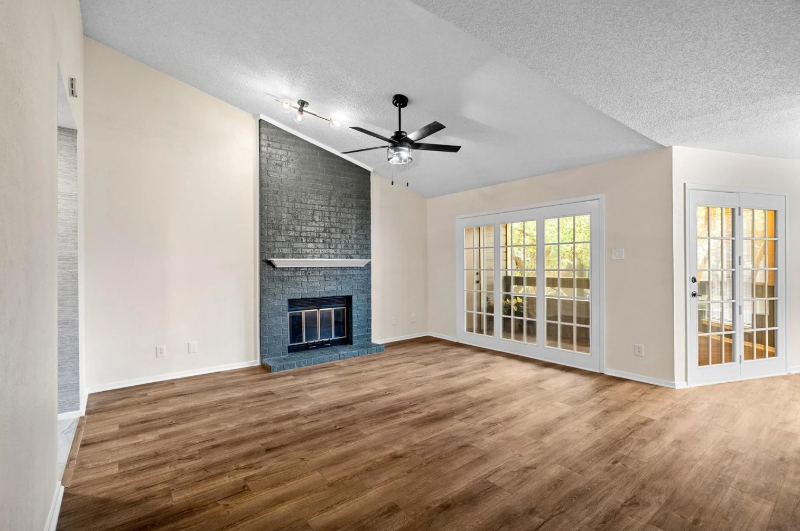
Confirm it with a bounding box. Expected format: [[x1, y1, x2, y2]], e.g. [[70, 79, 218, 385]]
[[687, 190, 787, 385], [456, 199, 603, 372]]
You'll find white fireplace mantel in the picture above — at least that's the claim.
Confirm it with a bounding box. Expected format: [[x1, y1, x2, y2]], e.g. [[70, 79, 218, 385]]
[[267, 258, 371, 268]]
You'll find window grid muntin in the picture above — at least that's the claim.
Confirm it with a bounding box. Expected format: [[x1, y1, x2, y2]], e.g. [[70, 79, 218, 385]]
[[500, 221, 536, 344], [544, 215, 591, 355], [741, 208, 778, 361], [464, 225, 495, 337], [695, 206, 737, 366]]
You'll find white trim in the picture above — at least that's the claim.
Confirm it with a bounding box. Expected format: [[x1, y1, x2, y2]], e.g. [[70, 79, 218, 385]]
[[257, 114, 372, 172], [254, 116, 262, 381], [44, 482, 64, 531], [268, 258, 371, 268], [428, 332, 458, 342], [790, 366, 800, 374], [455, 194, 606, 221], [377, 332, 429, 344], [684, 183, 790, 197], [87, 360, 260, 394], [604, 368, 682, 389], [688, 371, 791, 387]]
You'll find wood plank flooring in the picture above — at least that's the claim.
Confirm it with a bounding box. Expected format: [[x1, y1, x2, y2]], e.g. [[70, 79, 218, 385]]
[[58, 337, 800, 530]]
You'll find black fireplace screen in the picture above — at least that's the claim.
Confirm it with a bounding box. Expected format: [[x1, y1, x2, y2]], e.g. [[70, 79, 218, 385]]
[[287, 296, 351, 352]]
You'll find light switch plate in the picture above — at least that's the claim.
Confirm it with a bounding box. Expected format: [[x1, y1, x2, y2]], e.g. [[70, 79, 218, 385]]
[[634, 344, 644, 357], [612, 248, 625, 260], [156, 345, 166, 358], [410, 313, 416, 323], [188, 341, 198, 354]]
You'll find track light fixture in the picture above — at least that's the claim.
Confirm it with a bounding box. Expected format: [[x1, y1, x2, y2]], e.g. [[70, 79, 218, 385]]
[[277, 98, 341, 130]]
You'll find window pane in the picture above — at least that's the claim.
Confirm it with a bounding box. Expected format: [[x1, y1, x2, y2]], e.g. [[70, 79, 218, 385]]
[[575, 215, 590, 242], [546, 322, 558, 348], [502, 317, 511, 339], [502, 294, 511, 316], [524, 221, 536, 245], [512, 247, 524, 270], [482, 249, 494, 270], [559, 244, 574, 269], [546, 298, 558, 321], [466, 291, 475, 312], [482, 225, 494, 247], [560, 299, 574, 323], [475, 313, 484, 334], [559, 271, 574, 297], [723, 240, 732, 269], [709, 207, 722, 238], [767, 329, 776, 358], [545, 218, 558, 244], [512, 223, 524, 246], [482, 271, 494, 292], [697, 207, 709, 238], [754, 210, 766, 238], [575, 243, 590, 270], [576, 326, 590, 354], [767, 240, 776, 269], [525, 320, 537, 344], [575, 272, 590, 299], [744, 332, 754, 360], [525, 297, 536, 319], [743, 209, 753, 238], [767, 210, 776, 238], [559, 217, 574, 243], [465, 312, 474, 333], [756, 330, 766, 359], [723, 208, 733, 238], [697, 239, 709, 270], [525, 271, 536, 294], [545, 245, 558, 270], [698, 303, 709, 333], [486, 315, 494, 337], [525, 246, 536, 270], [768, 299, 777, 328], [754, 240, 766, 269], [512, 296, 523, 317], [710, 303, 722, 332], [743, 240, 753, 269], [513, 318, 524, 341], [484, 292, 495, 314], [464, 228, 474, 248], [698, 335, 710, 366], [743, 270, 753, 299], [710, 271, 722, 301], [710, 335, 722, 365], [545, 271, 558, 295], [710, 239, 721, 269], [723, 271, 732, 301], [576, 300, 590, 326], [560, 325, 574, 351], [465, 250, 475, 270]]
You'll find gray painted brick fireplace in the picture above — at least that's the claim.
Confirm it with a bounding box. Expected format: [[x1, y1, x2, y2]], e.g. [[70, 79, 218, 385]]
[[259, 120, 384, 371]]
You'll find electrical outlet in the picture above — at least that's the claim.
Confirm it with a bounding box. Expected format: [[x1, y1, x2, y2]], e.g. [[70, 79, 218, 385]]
[[634, 344, 644, 357], [188, 341, 198, 354], [612, 249, 625, 260], [156, 345, 166, 358], [410, 313, 416, 323]]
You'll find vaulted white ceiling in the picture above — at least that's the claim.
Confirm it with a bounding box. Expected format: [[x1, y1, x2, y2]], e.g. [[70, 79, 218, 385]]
[[80, 1, 798, 197]]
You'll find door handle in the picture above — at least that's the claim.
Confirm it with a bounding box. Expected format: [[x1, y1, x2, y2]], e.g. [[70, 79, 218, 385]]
[[691, 291, 698, 298], [691, 276, 697, 284]]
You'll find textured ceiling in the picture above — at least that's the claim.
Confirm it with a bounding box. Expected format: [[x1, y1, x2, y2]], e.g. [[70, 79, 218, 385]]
[[410, 0, 800, 160], [79, 0, 660, 197]]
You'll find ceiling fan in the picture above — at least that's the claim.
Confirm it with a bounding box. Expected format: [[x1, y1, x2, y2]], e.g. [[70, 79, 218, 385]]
[[342, 94, 461, 165]]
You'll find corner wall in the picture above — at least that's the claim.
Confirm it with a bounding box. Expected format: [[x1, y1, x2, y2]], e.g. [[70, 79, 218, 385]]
[[426, 148, 676, 383], [0, 0, 84, 529], [371, 174, 429, 342], [84, 39, 257, 390], [672, 147, 800, 381]]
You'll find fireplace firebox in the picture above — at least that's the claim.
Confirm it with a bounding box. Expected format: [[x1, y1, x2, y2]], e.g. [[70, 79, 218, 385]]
[[287, 296, 352, 352]]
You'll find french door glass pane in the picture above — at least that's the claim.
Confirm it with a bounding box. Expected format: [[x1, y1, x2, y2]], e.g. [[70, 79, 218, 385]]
[[500, 221, 536, 344], [742, 209, 778, 360], [464, 225, 495, 337], [543, 214, 590, 354], [696, 207, 736, 366]]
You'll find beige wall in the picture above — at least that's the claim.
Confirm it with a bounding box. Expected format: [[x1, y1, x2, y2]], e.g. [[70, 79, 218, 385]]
[[427, 148, 677, 382], [84, 39, 258, 390], [0, 0, 84, 529], [672, 147, 800, 381], [371, 175, 429, 342]]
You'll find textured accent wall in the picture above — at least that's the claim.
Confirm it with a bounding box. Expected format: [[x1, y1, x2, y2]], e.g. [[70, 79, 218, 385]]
[[259, 120, 378, 362], [58, 127, 80, 413]]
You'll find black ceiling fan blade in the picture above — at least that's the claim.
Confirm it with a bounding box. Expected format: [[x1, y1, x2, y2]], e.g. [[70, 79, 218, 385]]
[[412, 143, 461, 152], [350, 127, 396, 144], [341, 145, 389, 154], [407, 121, 445, 142]]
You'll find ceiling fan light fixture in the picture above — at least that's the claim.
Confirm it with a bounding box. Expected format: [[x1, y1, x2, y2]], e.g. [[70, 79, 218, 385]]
[[387, 145, 412, 165], [329, 118, 342, 130], [279, 98, 294, 113]]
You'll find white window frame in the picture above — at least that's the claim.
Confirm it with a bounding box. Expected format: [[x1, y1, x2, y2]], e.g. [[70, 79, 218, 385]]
[[455, 195, 605, 373]]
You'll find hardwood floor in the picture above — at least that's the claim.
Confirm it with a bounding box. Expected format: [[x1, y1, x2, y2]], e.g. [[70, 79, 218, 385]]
[[58, 337, 800, 530]]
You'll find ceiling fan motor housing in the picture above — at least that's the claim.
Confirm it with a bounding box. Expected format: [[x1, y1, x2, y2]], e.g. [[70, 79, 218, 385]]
[[392, 94, 409, 108]]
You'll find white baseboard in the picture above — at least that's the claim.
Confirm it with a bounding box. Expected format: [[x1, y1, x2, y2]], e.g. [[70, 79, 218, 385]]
[[87, 360, 261, 394], [44, 481, 64, 531], [57, 389, 88, 420], [603, 368, 682, 389], [790, 366, 800, 374], [377, 332, 429, 344], [427, 332, 458, 342]]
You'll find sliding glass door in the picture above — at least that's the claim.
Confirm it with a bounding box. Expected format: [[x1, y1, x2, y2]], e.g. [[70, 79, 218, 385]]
[[456, 199, 603, 372]]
